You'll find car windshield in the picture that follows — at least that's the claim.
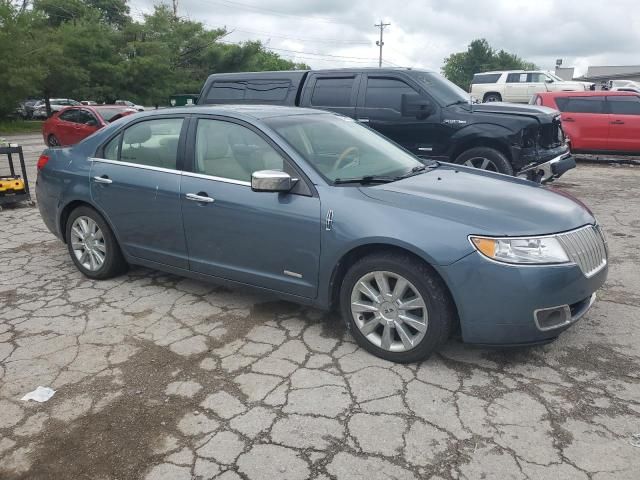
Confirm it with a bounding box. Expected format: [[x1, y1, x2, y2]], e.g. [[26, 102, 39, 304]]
[[264, 114, 427, 183], [94, 107, 133, 122], [408, 71, 470, 105]]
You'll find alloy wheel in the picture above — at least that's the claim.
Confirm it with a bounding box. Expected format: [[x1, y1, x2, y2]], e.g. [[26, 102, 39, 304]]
[[48, 135, 59, 147], [463, 156, 499, 171], [70, 216, 106, 271], [350, 271, 428, 352]]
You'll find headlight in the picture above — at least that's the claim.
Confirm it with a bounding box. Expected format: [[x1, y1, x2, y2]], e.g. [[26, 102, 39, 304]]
[[470, 235, 570, 264]]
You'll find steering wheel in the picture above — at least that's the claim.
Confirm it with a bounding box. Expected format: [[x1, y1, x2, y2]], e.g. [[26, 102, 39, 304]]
[[332, 146, 360, 171]]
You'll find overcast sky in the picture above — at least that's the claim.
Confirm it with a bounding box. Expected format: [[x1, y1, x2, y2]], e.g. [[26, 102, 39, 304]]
[[130, 0, 640, 76]]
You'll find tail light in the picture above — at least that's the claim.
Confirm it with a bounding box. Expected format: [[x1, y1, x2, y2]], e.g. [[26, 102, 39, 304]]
[[37, 154, 50, 171]]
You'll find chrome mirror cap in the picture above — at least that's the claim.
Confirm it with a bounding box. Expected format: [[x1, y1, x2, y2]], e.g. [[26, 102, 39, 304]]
[[251, 170, 293, 192]]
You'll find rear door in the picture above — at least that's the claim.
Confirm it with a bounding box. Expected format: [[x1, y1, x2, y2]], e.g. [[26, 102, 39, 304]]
[[90, 116, 189, 268], [555, 96, 609, 151], [56, 109, 81, 145], [504, 73, 529, 103], [300, 73, 359, 118], [356, 74, 443, 157], [606, 95, 640, 153]]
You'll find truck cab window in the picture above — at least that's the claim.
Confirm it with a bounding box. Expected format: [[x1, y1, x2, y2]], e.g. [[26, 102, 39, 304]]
[[365, 78, 418, 114], [311, 77, 355, 107]]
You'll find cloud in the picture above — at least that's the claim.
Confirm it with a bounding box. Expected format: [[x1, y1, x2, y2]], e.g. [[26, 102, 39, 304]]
[[130, 0, 640, 75]]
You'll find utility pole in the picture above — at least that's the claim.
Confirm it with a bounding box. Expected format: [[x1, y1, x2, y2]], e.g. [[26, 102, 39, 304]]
[[172, 0, 179, 18], [375, 21, 390, 68]]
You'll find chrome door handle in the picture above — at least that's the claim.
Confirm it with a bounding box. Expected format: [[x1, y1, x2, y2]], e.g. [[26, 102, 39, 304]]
[[358, 118, 370, 123], [185, 193, 214, 203], [92, 176, 112, 184], [611, 120, 625, 125]]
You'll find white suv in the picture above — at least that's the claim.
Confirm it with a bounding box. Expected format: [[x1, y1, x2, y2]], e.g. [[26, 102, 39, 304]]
[[471, 71, 593, 103]]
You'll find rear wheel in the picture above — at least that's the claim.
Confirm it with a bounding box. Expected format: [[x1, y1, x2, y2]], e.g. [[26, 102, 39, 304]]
[[484, 93, 502, 102], [65, 206, 128, 279], [454, 147, 514, 176], [47, 134, 60, 147], [340, 252, 455, 363]]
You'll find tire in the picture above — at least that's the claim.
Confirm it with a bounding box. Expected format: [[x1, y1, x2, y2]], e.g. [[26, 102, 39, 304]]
[[339, 252, 455, 363], [483, 93, 502, 103], [47, 134, 60, 147], [65, 206, 128, 280], [454, 147, 514, 176]]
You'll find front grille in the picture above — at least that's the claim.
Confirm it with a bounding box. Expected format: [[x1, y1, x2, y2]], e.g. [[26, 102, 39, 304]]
[[557, 225, 607, 277]]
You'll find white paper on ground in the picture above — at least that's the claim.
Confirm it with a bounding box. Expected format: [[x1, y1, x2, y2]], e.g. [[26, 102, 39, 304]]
[[21, 386, 56, 402]]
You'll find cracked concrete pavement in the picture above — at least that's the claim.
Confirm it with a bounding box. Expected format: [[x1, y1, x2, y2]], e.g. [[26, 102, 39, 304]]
[[0, 134, 639, 479]]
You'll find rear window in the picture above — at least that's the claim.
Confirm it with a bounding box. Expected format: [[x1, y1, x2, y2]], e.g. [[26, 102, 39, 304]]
[[472, 73, 501, 84], [205, 79, 291, 103], [607, 95, 640, 115], [94, 107, 133, 122], [310, 77, 355, 107], [555, 96, 605, 114]]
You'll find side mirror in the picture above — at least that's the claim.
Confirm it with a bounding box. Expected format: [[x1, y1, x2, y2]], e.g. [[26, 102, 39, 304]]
[[545, 78, 554, 83], [86, 119, 98, 127], [401, 94, 434, 119], [251, 170, 294, 192]]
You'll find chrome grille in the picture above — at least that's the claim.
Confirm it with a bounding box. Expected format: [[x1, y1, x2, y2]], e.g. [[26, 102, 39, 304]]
[[557, 225, 607, 277]]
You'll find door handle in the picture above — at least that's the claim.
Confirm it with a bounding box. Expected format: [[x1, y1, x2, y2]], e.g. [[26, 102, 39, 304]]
[[611, 120, 625, 125], [358, 118, 370, 123], [563, 117, 575, 122], [92, 175, 112, 184], [185, 192, 214, 203]]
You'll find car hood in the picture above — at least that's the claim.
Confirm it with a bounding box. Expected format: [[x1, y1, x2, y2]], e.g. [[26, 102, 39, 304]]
[[471, 102, 559, 121], [360, 165, 594, 236]]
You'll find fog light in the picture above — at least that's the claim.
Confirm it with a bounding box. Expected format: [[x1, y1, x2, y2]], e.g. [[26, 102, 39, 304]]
[[534, 305, 571, 331]]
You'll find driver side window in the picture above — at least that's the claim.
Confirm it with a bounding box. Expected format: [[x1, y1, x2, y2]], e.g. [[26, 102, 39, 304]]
[[194, 119, 285, 183], [364, 77, 418, 116]]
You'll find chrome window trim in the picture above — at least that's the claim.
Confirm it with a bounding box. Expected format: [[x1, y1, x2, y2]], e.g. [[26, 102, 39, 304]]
[[89, 158, 180, 175], [181, 171, 251, 187], [90, 158, 255, 187]]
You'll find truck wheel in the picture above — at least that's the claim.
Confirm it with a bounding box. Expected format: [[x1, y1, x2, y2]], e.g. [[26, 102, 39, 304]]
[[455, 147, 514, 176], [339, 252, 455, 363], [483, 93, 502, 102]]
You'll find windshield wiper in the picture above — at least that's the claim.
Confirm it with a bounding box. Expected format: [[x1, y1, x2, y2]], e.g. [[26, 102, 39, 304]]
[[333, 175, 397, 185], [396, 163, 439, 179], [446, 99, 471, 107]]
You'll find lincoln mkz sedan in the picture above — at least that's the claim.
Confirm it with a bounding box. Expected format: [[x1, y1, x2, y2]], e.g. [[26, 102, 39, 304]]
[[36, 105, 608, 363]]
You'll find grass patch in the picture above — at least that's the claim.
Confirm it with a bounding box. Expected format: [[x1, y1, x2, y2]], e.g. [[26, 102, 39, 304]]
[[0, 119, 43, 135]]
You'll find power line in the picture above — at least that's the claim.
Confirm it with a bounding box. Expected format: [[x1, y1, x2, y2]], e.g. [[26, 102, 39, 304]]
[[225, 28, 371, 46], [196, 0, 346, 25]]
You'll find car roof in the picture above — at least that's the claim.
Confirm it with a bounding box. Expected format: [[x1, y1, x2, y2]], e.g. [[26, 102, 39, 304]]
[[536, 91, 638, 98], [135, 104, 331, 120]]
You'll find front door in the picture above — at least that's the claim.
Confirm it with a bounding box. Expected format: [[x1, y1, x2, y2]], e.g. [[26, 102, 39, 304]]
[[181, 117, 321, 298], [356, 75, 444, 159], [556, 96, 609, 151], [606, 95, 640, 153], [90, 116, 188, 268]]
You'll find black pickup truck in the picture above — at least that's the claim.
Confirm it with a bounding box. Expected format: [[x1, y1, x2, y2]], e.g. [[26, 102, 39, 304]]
[[197, 68, 575, 182]]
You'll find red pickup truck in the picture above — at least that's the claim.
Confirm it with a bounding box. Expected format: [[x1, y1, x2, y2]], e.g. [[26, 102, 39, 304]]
[[531, 91, 640, 155]]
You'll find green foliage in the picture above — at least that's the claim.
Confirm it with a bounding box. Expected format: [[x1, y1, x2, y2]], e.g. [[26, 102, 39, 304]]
[[442, 39, 536, 91], [0, 0, 309, 118], [0, 120, 44, 135]]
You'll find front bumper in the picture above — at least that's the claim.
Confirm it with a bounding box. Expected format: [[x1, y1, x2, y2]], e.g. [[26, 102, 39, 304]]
[[518, 153, 576, 184], [440, 251, 607, 345]]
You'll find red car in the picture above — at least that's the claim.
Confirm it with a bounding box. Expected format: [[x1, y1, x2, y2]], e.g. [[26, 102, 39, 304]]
[[42, 105, 137, 147], [531, 91, 640, 155]]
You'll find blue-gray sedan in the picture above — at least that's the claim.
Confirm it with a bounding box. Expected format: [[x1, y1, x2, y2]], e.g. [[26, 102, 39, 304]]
[[36, 105, 608, 363]]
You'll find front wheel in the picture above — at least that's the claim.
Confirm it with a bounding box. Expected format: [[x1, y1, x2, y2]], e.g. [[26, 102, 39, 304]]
[[65, 206, 128, 280], [454, 147, 514, 176], [47, 134, 60, 147], [339, 252, 455, 363], [483, 93, 502, 102]]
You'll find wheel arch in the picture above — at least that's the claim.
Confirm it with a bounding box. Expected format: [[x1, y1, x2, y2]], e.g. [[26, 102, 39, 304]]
[[59, 199, 118, 245], [327, 243, 460, 333], [483, 91, 502, 102], [449, 136, 512, 164]]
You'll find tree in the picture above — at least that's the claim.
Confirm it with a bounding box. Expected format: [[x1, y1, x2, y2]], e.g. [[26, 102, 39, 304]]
[[442, 39, 536, 91]]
